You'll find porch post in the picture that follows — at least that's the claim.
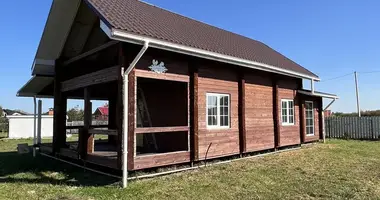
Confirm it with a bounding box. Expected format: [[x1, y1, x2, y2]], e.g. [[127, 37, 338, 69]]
[[108, 97, 117, 144], [299, 96, 305, 144], [273, 78, 280, 149], [53, 61, 67, 154], [238, 70, 246, 155], [37, 100, 42, 144], [82, 87, 94, 157], [319, 98, 324, 141], [33, 96, 37, 157], [189, 62, 199, 162]]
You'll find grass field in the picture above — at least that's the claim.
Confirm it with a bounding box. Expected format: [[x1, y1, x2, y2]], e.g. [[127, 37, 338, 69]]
[[0, 131, 7, 138], [1, 139, 380, 199]]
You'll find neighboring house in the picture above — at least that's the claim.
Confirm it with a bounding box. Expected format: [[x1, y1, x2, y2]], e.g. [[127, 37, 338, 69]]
[[324, 110, 332, 117], [2, 109, 28, 117], [16, 0, 338, 186], [93, 105, 109, 120]]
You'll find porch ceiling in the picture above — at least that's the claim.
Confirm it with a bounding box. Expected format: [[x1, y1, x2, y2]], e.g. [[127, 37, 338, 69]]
[[17, 76, 54, 98], [32, 0, 81, 76]]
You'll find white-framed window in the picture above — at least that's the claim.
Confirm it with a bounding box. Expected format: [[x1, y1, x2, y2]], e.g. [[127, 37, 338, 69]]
[[281, 99, 294, 125], [305, 101, 314, 136], [206, 93, 230, 128]]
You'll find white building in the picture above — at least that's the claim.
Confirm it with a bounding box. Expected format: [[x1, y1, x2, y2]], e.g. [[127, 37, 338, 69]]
[[7, 115, 54, 139]]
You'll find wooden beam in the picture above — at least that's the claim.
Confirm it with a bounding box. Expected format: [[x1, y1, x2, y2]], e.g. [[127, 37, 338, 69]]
[[62, 40, 119, 66], [299, 96, 305, 144], [134, 151, 190, 170], [238, 71, 246, 154], [135, 69, 190, 83], [108, 97, 117, 144], [189, 63, 199, 161], [61, 66, 119, 92], [135, 126, 189, 134], [53, 61, 67, 154], [273, 78, 280, 149], [127, 69, 136, 170], [116, 43, 126, 169], [79, 88, 93, 158], [318, 97, 324, 140], [89, 129, 117, 135]]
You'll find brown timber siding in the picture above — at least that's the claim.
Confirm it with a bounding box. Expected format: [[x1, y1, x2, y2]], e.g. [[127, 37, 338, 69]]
[[245, 73, 275, 152], [197, 64, 240, 159], [278, 79, 301, 147]]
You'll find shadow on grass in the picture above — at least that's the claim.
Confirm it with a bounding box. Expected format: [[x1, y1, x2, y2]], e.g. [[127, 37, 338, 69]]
[[0, 152, 120, 186]]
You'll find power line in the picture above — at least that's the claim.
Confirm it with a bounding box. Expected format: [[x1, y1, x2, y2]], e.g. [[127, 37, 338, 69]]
[[358, 70, 380, 74], [320, 72, 353, 82]]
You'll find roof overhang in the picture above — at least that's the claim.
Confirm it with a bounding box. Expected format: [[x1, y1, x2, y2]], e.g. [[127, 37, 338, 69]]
[[31, 0, 81, 76], [100, 20, 320, 81], [17, 76, 54, 98], [298, 90, 339, 99]]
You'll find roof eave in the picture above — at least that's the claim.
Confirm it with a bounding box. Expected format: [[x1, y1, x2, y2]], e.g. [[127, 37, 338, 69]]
[[297, 90, 339, 99], [100, 20, 320, 81]]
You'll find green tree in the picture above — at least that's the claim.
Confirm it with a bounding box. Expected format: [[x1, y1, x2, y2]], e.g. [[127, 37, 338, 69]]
[[67, 105, 84, 122]]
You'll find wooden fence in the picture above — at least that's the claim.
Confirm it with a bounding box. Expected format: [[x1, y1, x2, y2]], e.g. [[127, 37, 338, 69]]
[[325, 116, 380, 140]]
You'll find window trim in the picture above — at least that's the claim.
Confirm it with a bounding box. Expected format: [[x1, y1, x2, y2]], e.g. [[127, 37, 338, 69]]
[[206, 93, 230, 129], [305, 101, 315, 136], [281, 99, 295, 126]]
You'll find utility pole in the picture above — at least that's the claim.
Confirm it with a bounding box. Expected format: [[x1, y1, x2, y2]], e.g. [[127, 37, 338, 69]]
[[354, 71, 361, 117]]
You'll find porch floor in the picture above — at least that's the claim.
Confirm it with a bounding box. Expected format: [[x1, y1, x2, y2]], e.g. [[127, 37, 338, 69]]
[[39, 141, 119, 169]]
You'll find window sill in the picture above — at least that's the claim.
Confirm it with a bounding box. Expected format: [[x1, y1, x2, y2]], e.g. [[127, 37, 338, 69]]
[[306, 134, 315, 137], [281, 123, 295, 126], [206, 126, 230, 130]]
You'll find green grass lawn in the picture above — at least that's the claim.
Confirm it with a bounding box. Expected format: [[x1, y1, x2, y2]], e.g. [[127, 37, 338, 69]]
[[0, 131, 7, 138], [1, 139, 380, 200]]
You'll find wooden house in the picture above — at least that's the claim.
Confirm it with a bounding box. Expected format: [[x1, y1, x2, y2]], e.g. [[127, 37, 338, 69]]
[[17, 0, 338, 187]]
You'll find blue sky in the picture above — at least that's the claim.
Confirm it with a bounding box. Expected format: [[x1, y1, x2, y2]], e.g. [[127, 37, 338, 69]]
[[0, 0, 379, 113]]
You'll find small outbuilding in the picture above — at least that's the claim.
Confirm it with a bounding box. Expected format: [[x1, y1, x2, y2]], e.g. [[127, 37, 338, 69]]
[[17, 0, 338, 187]]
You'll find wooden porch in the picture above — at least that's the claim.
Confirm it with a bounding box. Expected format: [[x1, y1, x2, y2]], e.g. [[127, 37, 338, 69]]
[[47, 42, 194, 171]]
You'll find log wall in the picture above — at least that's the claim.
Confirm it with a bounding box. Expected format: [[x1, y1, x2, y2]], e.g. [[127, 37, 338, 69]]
[[245, 73, 275, 152], [197, 65, 240, 159], [277, 79, 301, 147]]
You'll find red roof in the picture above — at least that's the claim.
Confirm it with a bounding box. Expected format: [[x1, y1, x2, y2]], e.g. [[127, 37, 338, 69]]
[[85, 0, 318, 78], [97, 106, 109, 116]]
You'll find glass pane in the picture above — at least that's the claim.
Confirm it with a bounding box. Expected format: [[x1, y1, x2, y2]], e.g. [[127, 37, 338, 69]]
[[282, 116, 287, 123], [208, 116, 213, 125], [212, 107, 217, 115], [289, 116, 294, 123], [289, 108, 294, 115], [219, 96, 228, 106], [208, 116, 217, 126], [289, 101, 293, 108], [208, 96, 217, 106], [282, 101, 287, 109], [220, 106, 228, 115], [222, 116, 229, 126]]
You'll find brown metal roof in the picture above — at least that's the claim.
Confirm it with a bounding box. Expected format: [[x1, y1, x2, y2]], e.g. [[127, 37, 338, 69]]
[[85, 0, 318, 78]]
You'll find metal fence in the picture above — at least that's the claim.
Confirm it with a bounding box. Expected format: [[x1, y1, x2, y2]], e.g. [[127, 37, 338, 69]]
[[325, 116, 380, 140], [66, 120, 108, 134]]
